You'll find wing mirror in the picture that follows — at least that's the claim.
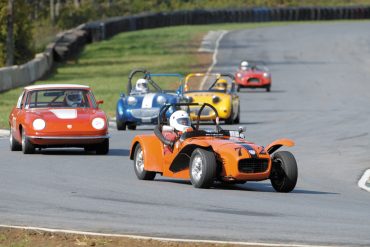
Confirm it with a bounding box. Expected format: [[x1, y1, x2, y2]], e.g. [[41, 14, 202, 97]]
[[238, 126, 246, 139], [97, 100, 104, 106], [120, 93, 125, 98]]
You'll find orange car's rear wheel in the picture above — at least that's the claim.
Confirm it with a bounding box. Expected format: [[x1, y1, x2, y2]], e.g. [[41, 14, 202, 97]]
[[9, 127, 21, 151], [21, 128, 35, 154], [134, 144, 156, 180], [270, 151, 298, 193], [190, 148, 216, 189]]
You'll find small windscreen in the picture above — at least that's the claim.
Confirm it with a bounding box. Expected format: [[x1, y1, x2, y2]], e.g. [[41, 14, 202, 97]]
[[25, 89, 93, 108], [185, 75, 233, 91]]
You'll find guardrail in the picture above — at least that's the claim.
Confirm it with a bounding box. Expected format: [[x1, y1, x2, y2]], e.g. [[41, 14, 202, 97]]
[[0, 28, 88, 92], [1, 6, 370, 92]]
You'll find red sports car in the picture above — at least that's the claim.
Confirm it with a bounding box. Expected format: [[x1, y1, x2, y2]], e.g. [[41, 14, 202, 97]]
[[235, 64, 271, 92], [8, 84, 109, 154]]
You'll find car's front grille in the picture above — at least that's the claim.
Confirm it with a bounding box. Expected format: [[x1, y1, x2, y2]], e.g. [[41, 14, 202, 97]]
[[190, 107, 215, 116], [248, 78, 260, 83], [131, 108, 159, 118], [238, 158, 269, 173]]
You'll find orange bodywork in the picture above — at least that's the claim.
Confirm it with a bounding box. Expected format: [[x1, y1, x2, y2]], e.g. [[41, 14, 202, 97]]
[[9, 84, 109, 147], [130, 133, 294, 182]]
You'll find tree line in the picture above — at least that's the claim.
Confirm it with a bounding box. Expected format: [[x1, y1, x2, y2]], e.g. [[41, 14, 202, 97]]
[[1, 0, 369, 67]]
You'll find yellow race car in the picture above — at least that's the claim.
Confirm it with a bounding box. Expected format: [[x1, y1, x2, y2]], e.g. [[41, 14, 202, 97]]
[[183, 73, 240, 124]]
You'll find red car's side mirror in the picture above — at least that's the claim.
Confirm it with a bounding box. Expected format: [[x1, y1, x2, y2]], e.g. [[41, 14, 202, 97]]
[[97, 100, 104, 105]]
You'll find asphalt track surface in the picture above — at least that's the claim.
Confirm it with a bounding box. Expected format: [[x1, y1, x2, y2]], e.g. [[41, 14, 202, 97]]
[[1, 22, 370, 246]]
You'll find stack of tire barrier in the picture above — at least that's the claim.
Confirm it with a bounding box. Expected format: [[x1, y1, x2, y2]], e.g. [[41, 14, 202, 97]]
[[1, 6, 370, 92], [84, 6, 370, 41], [0, 27, 88, 92]]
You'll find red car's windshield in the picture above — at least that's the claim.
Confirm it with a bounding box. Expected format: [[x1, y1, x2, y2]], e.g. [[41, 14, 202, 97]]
[[25, 89, 96, 108]]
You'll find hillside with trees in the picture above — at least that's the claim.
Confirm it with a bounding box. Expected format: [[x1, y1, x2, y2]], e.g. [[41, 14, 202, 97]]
[[1, 0, 369, 66]]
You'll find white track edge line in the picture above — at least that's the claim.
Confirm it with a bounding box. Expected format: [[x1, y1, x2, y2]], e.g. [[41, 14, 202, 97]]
[[358, 169, 370, 192], [0, 224, 332, 247], [200, 30, 228, 89]]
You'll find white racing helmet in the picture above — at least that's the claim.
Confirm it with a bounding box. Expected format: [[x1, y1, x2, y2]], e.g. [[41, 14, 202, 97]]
[[170, 110, 191, 132], [135, 78, 149, 93], [241, 60, 249, 70], [65, 91, 83, 107]]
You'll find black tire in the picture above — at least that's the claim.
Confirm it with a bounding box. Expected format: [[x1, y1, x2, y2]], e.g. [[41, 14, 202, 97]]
[[266, 86, 271, 92], [21, 128, 35, 154], [189, 148, 217, 188], [234, 104, 240, 124], [116, 119, 126, 130], [133, 144, 156, 180], [237, 85, 240, 92], [9, 128, 21, 151], [225, 106, 234, 125], [84, 145, 95, 153], [96, 138, 109, 155], [222, 180, 246, 185], [270, 151, 298, 192], [128, 124, 136, 130]]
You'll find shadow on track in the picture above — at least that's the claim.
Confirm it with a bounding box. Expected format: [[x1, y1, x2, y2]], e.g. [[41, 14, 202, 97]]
[[238, 89, 286, 94], [38, 148, 130, 156], [155, 178, 338, 194], [108, 148, 130, 156]]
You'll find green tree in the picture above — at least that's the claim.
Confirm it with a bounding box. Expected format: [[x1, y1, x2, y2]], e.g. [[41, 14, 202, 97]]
[[0, 0, 34, 66]]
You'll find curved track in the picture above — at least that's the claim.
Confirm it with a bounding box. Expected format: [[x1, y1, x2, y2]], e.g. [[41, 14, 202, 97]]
[[1, 22, 370, 246]]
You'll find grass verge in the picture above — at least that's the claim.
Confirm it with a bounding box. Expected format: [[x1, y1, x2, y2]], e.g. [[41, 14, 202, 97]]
[[0, 227, 265, 247], [0, 22, 286, 129]]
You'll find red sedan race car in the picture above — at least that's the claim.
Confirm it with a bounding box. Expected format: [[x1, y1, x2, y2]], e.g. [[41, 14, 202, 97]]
[[9, 84, 109, 154], [130, 103, 298, 192], [235, 61, 272, 92]]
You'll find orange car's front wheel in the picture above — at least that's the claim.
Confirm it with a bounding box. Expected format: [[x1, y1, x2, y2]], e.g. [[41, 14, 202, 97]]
[[134, 144, 156, 180], [270, 151, 298, 193], [190, 148, 216, 189]]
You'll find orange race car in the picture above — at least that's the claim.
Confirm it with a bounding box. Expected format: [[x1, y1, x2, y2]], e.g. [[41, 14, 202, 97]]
[[9, 84, 109, 154], [130, 103, 298, 192]]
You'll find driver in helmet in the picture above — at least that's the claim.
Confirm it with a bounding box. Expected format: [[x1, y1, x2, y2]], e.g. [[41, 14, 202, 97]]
[[135, 78, 149, 93], [240, 60, 249, 71], [65, 91, 83, 107], [213, 79, 228, 92], [162, 110, 192, 154]]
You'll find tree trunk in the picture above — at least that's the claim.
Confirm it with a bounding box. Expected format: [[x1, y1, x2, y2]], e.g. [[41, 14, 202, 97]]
[[6, 0, 14, 66], [50, 0, 55, 25], [74, 0, 80, 9], [55, 0, 61, 17]]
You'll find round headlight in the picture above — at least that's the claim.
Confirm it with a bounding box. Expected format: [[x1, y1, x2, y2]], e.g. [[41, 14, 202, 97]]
[[237, 73, 242, 78], [33, 119, 46, 131], [263, 72, 270, 78], [185, 96, 193, 103], [92, 117, 105, 130], [157, 95, 166, 105], [127, 96, 137, 106], [212, 95, 220, 104]]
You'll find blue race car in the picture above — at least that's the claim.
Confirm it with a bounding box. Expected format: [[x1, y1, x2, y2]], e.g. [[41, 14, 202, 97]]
[[116, 69, 184, 130]]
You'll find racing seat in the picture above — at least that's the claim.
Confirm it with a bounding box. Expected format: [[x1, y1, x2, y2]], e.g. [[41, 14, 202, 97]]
[[162, 125, 178, 155], [154, 125, 177, 155]]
